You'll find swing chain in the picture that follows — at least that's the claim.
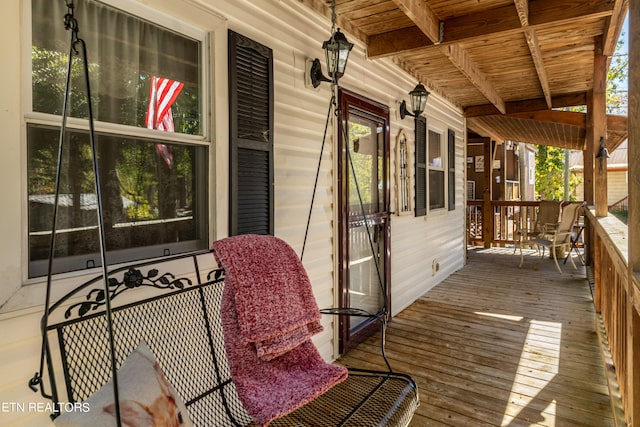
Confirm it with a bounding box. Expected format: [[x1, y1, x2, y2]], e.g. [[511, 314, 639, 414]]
[[330, 0, 337, 34], [29, 0, 82, 401], [64, 0, 81, 52]]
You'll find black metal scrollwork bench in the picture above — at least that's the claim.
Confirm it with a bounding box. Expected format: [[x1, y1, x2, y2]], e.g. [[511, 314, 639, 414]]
[[35, 250, 418, 426]]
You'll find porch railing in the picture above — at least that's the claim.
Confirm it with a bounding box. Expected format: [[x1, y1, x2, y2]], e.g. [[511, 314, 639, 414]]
[[585, 209, 640, 426], [608, 195, 628, 212], [468, 201, 640, 424], [466, 200, 540, 247]]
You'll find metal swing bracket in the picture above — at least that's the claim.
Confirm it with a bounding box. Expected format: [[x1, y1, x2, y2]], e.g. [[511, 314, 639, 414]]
[[30, 2, 123, 425]]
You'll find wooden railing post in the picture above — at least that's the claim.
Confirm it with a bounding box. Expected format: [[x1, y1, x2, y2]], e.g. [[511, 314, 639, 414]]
[[584, 91, 595, 207], [593, 229, 601, 312], [629, 293, 640, 426], [627, 0, 639, 422], [482, 137, 493, 248], [587, 208, 640, 425], [482, 198, 492, 248], [592, 36, 609, 217]]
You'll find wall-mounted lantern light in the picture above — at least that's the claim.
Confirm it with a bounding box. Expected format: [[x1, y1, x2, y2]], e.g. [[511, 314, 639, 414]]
[[399, 83, 430, 119], [309, 0, 353, 88], [322, 28, 353, 81]]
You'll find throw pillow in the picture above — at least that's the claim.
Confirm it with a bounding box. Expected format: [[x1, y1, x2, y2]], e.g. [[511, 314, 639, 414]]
[[54, 341, 193, 427]]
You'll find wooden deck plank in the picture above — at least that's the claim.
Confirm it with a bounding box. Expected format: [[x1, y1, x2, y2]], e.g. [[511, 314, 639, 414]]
[[338, 247, 614, 426], [384, 323, 609, 392]]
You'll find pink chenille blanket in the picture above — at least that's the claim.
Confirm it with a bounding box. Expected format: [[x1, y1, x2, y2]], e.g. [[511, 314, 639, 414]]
[[213, 234, 347, 426]]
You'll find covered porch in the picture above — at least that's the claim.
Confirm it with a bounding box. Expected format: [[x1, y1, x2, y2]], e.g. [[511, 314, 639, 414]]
[[297, 0, 640, 420], [3, 0, 639, 425], [340, 246, 621, 426]]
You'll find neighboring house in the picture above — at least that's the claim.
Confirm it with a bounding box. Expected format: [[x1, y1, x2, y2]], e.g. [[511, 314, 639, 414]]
[[1, 1, 465, 424], [571, 140, 628, 207], [519, 144, 538, 202], [466, 138, 536, 201]]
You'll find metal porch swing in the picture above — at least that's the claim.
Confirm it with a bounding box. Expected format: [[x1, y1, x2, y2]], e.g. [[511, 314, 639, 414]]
[[300, 84, 394, 372], [28, 1, 418, 426], [29, 1, 124, 424], [301, 0, 393, 371]]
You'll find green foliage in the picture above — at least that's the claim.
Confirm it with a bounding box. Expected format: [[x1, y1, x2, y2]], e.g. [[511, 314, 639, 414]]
[[607, 36, 628, 115], [348, 123, 376, 207], [536, 30, 626, 201], [125, 204, 156, 221], [610, 209, 628, 224], [32, 46, 100, 118], [557, 34, 627, 116], [534, 146, 581, 201], [30, 43, 200, 223]]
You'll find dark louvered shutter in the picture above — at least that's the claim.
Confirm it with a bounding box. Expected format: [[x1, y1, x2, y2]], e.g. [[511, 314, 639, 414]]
[[415, 116, 427, 217], [229, 31, 274, 236], [448, 129, 456, 211]]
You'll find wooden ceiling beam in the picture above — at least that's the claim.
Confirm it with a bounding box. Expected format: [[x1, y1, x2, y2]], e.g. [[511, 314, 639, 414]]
[[524, 30, 552, 109], [607, 114, 628, 133], [513, 0, 530, 26], [366, 26, 433, 58], [508, 110, 586, 127], [464, 92, 588, 117], [368, 0, 613, 58], [389, 0, 440, 43], [514, 0, 552, 109], [602, 0, 628, 57], [509, 110, 628, 132], [449, 0, 613, 41], [467, 112, 626, 150], [441, 44, 506, 114], [296, 0, 370, 45]]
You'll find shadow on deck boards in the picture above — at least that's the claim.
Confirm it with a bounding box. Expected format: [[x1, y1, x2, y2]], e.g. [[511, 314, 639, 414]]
[[338, 247, 615, 427]]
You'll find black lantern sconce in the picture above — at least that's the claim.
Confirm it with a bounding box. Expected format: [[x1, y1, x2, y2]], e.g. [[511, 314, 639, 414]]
[[399, 83, 430, 119], [596, 136, 610, 172], [309, 0, 354, 88]]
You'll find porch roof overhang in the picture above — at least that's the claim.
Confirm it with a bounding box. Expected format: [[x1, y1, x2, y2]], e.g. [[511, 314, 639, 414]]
[[467, 110, 628, 151], [299, 0, 628, 151]]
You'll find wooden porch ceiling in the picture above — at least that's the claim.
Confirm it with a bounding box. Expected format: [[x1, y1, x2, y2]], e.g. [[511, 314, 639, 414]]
[[299, 0, 628, 150], [338, 247, 617, 426], [467, 110, 628, 151]]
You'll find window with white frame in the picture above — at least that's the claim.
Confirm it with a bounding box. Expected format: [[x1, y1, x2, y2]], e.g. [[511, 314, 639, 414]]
[[27, 0, 208, 278], [428, 129, 445, 210]]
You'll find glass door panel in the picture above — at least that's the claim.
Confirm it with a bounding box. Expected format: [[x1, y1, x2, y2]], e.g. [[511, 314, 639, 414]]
[[338, 89, 390, 353], [347, 114, 385, 331]]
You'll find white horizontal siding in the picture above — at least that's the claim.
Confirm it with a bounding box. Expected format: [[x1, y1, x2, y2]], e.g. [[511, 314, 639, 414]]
[[1, 1, 465, 423], [575, 169, 628, 205], [0, 310, 54, 426], [0, 0, 23, 310], [607, 171, 628, 205], [387, 92, 466, 314]]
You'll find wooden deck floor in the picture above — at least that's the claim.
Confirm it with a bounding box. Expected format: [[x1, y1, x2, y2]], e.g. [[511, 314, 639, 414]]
[[338, 247, 613, 427]]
